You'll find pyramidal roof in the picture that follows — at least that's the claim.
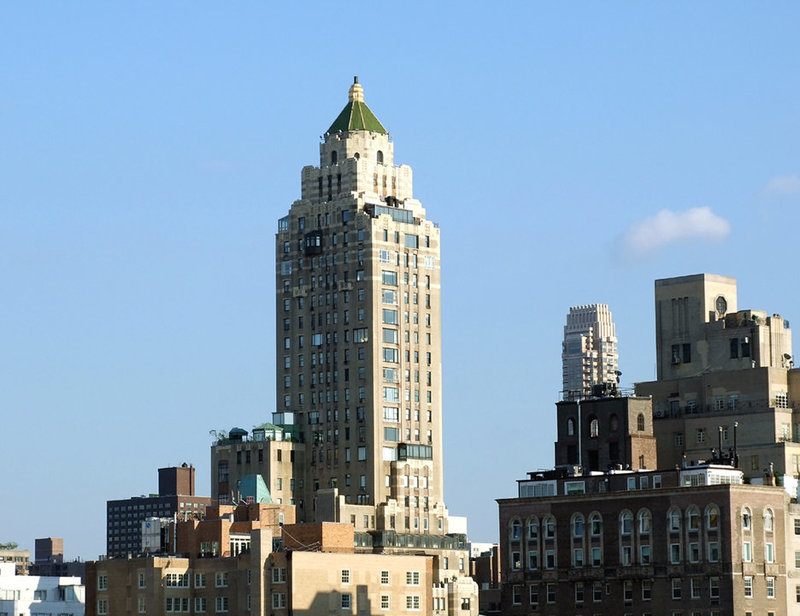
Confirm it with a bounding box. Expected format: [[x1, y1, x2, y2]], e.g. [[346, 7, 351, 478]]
[[327, 77, 387, 135]]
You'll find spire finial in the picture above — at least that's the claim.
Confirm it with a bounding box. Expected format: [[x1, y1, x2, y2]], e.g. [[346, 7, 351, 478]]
[[348, 76, 364, 103]]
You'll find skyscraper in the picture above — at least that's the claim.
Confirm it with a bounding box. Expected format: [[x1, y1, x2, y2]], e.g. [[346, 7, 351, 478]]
[[275, 77, 444, 532], [561, 304, 618, 400]]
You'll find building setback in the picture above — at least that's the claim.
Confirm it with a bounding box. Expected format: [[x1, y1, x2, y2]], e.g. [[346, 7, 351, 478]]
[[562, 304, 619, 401]]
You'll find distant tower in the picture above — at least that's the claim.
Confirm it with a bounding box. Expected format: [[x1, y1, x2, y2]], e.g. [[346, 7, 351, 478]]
[[562, 304, 618, 400]]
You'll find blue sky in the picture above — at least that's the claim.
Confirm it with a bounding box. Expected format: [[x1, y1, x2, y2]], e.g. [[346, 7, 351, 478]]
[[2, 3, 799, 559]]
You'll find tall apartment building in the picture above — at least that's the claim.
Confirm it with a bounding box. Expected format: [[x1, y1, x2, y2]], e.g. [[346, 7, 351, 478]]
[[106, 465, 211, 557], [273, 76, 443, 524], [562, 304, 618, 400], [210, 78, 476, 610], [635, 274, 800, 487]]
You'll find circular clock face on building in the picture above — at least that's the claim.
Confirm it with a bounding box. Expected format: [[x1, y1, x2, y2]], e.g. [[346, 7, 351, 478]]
[[716, 296, 727, 315]]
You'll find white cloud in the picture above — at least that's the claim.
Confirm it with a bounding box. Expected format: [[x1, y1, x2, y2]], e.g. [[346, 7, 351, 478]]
[[760, 174, 800, 197], [622, 206, 730, 258]]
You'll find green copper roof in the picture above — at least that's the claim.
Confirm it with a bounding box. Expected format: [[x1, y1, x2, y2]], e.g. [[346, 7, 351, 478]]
[[327, 77, 387, 135]]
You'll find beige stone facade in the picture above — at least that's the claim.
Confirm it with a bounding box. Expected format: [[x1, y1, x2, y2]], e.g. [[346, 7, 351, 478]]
[[637, 273, 800, 487], [562, 304, 619, 401], [86, 511, 475, 616]]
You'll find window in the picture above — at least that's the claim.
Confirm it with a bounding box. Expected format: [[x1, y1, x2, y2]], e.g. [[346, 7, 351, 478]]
[[511, 585, 521, 605], [743, 541, 752, 562], [545, 549, 555, 569], [575, 581, 584, 603], [672, 578, 682, 600], [670, 543, 681, 564], [195, 572, 206, 587], [272, 567, 286, 583], [620, 511, 632, 534], [97, 600, 108, 615], [687, 507, 700, 532], [593, 582, 602, 602], [380, 570, 390, 585], [639, 510, 652, 534], [624, 580, 633, 602], [215, 572, 228, 587], [744, 576, 753, 598], [382, 270, 397, 285], [590, 418, 599, 437], [406, 571, 420, 586], [573, 514, 584, 537], [546, 583, 556, 604], [510, 519, 521, 540], [706, 506, 719, 530], [405, 595, 420, 610], [766, 577, 775, 599], [341, 569, 351, 584], [688, 542, 700, 563], [567, 418, 575, 435], [573, 548, 584, 567], [380, 594, 390, 610], [642, 579, 652, 600], [215, 596, 229, 613], [637, 413, 645, 431], [765, 509, 774, 532], [589, 513, 602, 535], [341, 593, 352, 609], [766, 542, 774, 563], [138, 572, 146, 588], [707, 541, 720, 562], [591, 546, 602, 567], [743, 507, 752, 530], [640, 544, 651, 565], [511, 551, 521, 570], [97, 574, 108, 591]]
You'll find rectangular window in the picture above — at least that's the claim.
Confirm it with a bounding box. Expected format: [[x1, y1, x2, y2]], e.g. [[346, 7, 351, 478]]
[[215, 596, 229, 613], [744, 576, 753, 598], [382, 309, 398, 324], [406, 571, 420, 586], [215, 572, 228, 587], [709, 577, 720, 599], [405, 234, 418, 248], [766, 542, 774, 563], [380, 570, 390, 585], [271, 593, 287, 608], [672, 578, 682, 600], [382, 270, 397, 285], [743, 541, 752, 562], [547, 583, 556, 604], [405, 595, 420, 610], [382, 328, 398, 343], [512, 585, 521, 605], [767, 577, 775, 598], [380, 595, 390, 610], [341, 593, 352, 609]]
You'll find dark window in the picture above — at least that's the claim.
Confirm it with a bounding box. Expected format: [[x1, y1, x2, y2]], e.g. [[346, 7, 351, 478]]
[[730, 338, 739, 359], [682, 343, 692, 363]]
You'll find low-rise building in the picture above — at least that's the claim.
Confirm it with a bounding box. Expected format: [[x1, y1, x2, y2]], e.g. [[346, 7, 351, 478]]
[[0, 562, 85, 615], [87, 501, 476, 615]]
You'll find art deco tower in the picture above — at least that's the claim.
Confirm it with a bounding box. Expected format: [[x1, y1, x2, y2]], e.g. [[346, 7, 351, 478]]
[[275, 78, 445, 532], [562, 304, 619, 400]]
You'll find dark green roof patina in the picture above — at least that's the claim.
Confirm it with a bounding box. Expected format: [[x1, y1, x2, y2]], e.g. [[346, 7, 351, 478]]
[[327, 77, 387, 134]]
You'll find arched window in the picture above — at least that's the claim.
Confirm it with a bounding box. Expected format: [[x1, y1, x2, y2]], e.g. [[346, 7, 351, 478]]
[[705, 505, 719, 530], [620, 511, 633, 535], [543, 516, 556, 539], [510, 519, 521, 540], [638, 509, 652, 534], [589, 513, 602, 536], [572, 514, 585, 538], [687, 507, 700, 532], [589, 417, 599, 438], [764, 508, 774, 533], [567, 418, 575, 436], [742, 507, 752, 531], [376, 150, 384, 164], [527, 517, 539, 540], [331, 151, 338, 164], [637, 413, 645, 431], [668, 507, 681, 532]]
